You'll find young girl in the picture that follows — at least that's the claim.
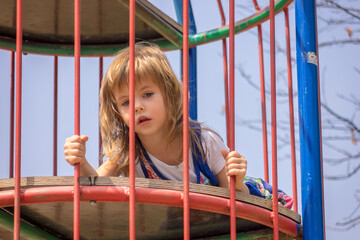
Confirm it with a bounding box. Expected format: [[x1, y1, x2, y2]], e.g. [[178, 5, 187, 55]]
[[64, 43, 292, 207]]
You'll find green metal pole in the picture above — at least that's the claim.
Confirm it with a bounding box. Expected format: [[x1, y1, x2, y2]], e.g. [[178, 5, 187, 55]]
[[188, 0, 293, 47], [0, 209, 60, 240]]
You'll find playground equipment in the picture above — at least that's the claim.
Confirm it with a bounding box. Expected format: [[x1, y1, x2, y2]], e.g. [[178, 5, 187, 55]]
[[0, 0, 324, 239]]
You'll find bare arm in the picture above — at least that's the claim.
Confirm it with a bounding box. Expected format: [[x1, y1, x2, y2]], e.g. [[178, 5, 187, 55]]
[[64, 135, 118, 177], [95, 160, 120, 176]]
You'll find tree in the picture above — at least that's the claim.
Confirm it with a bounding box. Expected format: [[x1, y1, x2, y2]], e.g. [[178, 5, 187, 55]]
[[231, 0, 360, 232]]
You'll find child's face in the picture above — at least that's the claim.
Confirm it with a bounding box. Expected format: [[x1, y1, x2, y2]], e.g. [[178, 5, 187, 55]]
[[113, 78, 168, 139]]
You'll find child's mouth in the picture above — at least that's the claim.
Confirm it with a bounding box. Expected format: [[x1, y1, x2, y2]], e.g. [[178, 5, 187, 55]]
[[137, 117, 151, 125]]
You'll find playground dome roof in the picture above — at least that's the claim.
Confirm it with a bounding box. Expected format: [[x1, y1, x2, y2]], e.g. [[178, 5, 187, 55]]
[[0, 0, 183, 56]]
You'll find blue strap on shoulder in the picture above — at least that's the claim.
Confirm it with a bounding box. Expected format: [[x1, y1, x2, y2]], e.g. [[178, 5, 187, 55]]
[[191, 123, 219, 186], [139, 141, 169, 180], [138, 122, 219, 186]]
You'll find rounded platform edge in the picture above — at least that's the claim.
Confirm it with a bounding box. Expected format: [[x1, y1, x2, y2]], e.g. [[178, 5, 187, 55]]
[[0, 176, 301, 238]]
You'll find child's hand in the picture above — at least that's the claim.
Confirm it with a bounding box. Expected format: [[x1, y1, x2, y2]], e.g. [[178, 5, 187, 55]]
[[64, 135, 89, 166], [221, 149, 249, 193]]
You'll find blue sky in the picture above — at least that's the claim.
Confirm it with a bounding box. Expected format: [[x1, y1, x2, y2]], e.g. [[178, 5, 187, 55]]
[[0, 0, 359, 239]]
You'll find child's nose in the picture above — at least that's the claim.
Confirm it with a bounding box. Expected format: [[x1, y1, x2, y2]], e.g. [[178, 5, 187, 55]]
[[135, 101, 144, 113]]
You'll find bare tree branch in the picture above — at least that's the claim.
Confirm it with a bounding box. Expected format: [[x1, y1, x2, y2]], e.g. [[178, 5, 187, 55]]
[[325, 163, 360, 180], [336, 215, 360, 230], [319, 39, 360, 48], [336, 190, 360, 229], [321, 103, 360, 133], [324, 0, 360, 20], [235, 54, 359, 172], [236, 0, 360, 229], [317, 5, 360, 14]]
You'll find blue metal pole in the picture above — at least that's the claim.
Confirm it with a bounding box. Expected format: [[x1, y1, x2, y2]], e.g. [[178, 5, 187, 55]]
[[295, 1, 325, 239], [174, 0, 198, 120]]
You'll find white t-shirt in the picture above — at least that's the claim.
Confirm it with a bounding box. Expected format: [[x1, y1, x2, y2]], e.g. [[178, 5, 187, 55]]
[[135, 129, 227, 183]]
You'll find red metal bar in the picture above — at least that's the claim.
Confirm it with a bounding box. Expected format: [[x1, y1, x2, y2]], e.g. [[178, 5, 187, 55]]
[[269, 0, 279, 239], [99, 56, 103, 167], [53, 0, 59, 182], [74, 0, 81, 239], [216, 0, 230, 145], [258, 25, 270, 183], [14, 0, 23, 239], [252, 0, 270, 183], [9, 51, 15, 179], [129, 1, 136, 239], [96, 58, 105, 239], [284, 7, 298, 213], [228, 0, 235, 157], [0, 186, 301, 237], [53, 56, 58, 177], [229, 0, 236, 239], [182, 0, 190, 239]]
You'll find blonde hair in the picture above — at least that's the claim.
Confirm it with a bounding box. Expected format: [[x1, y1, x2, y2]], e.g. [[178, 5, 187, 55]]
[[99, 42, 209, 176]]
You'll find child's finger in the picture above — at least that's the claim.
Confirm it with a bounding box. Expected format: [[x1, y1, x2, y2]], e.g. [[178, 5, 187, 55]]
[[221, 149, 229, 160], [65, 135, 88, 143], [226, 151, 242, 159], [227, 168, 246, 177], [226, 156, 247, 166], [65, 156, 83, 166], [227, 158, 247, 167], [64, 142, 85, 152], [80, 135, 89, 142], [64, 148, 85, 157], [227, 156, 246, 168], [227, 163, 247, 175]]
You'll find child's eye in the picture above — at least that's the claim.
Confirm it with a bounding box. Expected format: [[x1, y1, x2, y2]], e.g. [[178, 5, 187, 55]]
[[121, 100, 129, 106], [144, 92, 153, 98]]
